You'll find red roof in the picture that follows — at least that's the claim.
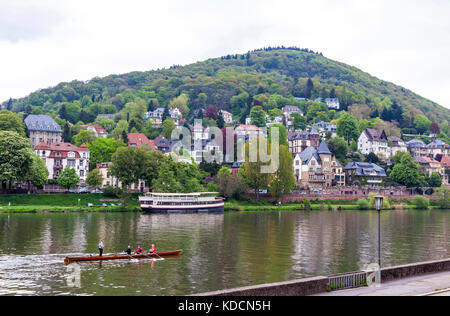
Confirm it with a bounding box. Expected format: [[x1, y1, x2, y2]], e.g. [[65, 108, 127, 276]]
[[127, 133, 156, 150], [35, 142, 51, 150]]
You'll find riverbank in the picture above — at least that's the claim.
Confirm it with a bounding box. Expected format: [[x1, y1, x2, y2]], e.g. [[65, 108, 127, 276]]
[[0, 193, 140, 213]]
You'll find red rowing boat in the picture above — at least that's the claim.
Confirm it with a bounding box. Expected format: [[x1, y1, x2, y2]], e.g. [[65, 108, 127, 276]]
[[64, 250, 182, 264]]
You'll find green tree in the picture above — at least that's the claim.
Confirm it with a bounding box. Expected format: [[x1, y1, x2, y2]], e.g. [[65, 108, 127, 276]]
[[389, 154, 426, 187], [291, 113, 307, 130], [86, 137, 126, 170], [414, 114, 432, 134], [57, 167, 80, 190], [168, 93, 189, 115], [72, 129, 96, 146], [24, 153, 49, 192], [337, 113, 360, 144], [0, 110, 26, 136], [326, 137, 348, 161], [86, 168, 104, 189], [434, 186, 450, 209], [0, 131, 34, 190], [161, 119, 176, 140], [269, 145, 296, 201], [249, 106, 267, 127], [109, 147, 146, 189], [269, 123, 288, 146], [428, 172, 442, 188]]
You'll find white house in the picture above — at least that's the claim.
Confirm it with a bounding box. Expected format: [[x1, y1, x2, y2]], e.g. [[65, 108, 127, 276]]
[[35, 142, 90, 182], [358, 129, 390, 159]]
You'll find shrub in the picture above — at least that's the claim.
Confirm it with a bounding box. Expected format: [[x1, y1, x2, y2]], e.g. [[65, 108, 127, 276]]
[[357, 199, 370, 210], [368, 193, 392, 210], [303, 199, 311, 211], [103, 186, 123, 197], [411, 196, 430, 210]]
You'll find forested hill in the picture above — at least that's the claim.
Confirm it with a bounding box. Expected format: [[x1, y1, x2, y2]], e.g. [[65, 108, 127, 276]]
[[2, 47, 449, 126]]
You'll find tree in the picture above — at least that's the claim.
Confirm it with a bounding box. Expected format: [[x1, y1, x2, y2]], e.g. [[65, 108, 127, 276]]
[[214, 167, 249, 200], [0, 131, 34, 190], [389, 154, 426, 188], [161, 119, 176, 140], [428, 172, 442, 188], [269, 145, 296, 201], [57, 167, 80, 190], [429, 123, 440, 135], [63, 122, 72, 142], [0, 110, 26, 136], [240, 137, 272, 201], [327, 137, 348, 161], [86, 168, 103, 189], [337, 113, 360, 144], [86, 137, 126, 170], [268, 123, 288, 146], [72, 130, 96, 147], [121, 130, 129, 145], [204, 107, 218, 120], [168, 93, 189, 115], [366, 152, 379, 164], [249, 106, 267, 128], [291, 113, 307, 130], [24, 153, 49, 192], [304, 78, 314, 99], [414, 114, 432, 134], [110, 147, 142, 189], [216, 112, 225, 129], [434, 186, 450, 209]]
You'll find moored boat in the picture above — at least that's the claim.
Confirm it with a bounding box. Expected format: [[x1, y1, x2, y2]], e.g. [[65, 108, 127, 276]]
[[64, 250, 182, 264], [139, 192, 224, 214]]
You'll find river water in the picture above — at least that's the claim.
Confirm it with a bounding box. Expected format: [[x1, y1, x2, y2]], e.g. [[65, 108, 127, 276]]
[[0, 210, 449, 296]]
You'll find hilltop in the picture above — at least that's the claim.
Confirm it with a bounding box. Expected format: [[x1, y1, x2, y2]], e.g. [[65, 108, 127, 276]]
[[2, 47, 449, 126]]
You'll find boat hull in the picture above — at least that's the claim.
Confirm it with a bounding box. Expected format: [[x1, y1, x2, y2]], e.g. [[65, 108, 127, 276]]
[[64, 250, 182, 264], [141, 205, 224, 214]]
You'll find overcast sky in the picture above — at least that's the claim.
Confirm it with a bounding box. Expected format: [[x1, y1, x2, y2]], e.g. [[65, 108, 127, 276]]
[[0, 0, 449, 109]]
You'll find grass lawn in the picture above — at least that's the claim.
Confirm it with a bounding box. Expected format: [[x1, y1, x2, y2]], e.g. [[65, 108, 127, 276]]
[[0, 193, 140, 213]]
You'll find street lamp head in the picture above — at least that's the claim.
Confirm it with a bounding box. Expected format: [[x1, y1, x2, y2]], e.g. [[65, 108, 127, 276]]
[[375, 196, 384, 211]]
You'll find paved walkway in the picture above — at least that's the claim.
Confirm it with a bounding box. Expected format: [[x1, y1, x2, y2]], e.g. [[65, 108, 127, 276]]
[[315, 271, 450, 296]]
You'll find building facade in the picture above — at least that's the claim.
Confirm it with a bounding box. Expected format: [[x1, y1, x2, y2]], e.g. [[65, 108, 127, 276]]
[[25, 115, 63, 148], [35, 142, 90, 182], [358, 129, 390, 159]]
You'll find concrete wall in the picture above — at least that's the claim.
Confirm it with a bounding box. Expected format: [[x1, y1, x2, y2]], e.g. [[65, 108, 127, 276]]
[[193, 258, 450, 296], [191, 277, 329, 297], [381, 258, 450, 282]]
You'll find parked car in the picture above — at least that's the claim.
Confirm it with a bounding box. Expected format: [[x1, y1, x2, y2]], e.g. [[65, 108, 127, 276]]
[[65, 189, 77, 194], [78, 188, 90, 194], [91, 189, 104, 194]]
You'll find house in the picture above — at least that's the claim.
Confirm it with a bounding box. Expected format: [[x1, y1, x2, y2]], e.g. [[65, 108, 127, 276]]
[[440, 156, 450, 185], [358, 129, 390, 159], [235, 125, 263, 142], [220, 110, 233, 124], [314, 98, 340, 110], [127, 133, 156, 150], [154, 135, 170, 153], [407, 139, 450, 159], [293, 141, 345, 188], [344, 162, 387, 187], [35, 142, 90, 182], [81, 124, 107, 138], [388, 136, 407, 157], [313, 121, 337, 139], [288, 127, 320, 156], [147, 108, 165, 126], [413, 157, 445, 178], [24, 115, 63, 148]]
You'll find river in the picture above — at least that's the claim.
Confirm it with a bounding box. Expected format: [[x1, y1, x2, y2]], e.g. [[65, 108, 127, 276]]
[[0, 210, 449, 296]]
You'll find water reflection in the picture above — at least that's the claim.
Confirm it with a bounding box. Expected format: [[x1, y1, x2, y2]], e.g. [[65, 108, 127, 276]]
[[0, 210, 449, 295]]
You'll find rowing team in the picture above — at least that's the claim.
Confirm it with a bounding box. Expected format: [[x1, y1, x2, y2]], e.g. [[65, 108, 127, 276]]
[[98, 240, 156, 256], [125, 244, 156, 256]]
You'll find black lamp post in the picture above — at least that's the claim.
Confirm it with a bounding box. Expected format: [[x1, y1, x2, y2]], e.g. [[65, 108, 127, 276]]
[[375, 196, 384, 279]]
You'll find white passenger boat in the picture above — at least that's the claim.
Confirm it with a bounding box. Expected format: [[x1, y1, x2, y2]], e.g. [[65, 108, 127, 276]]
[[139, 192, 224, 214]]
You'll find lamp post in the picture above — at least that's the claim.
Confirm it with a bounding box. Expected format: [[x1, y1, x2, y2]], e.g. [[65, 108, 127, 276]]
[[375, 196, 384, 281]]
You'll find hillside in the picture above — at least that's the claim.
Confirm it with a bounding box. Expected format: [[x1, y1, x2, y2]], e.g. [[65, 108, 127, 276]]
[[2, 47, 449, 126]]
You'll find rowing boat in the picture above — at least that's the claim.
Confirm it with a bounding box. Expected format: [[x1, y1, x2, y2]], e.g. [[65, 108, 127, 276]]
[[64, 250, 182, 264]]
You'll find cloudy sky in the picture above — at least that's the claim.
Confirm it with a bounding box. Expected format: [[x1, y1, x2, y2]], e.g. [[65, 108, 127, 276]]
[[0, 0, 449, 109]]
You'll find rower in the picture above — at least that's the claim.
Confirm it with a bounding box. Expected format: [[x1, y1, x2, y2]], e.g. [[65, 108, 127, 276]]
[[125, 245, 132, 255], [98, 240, 104, 257], [135, 246, 143, 254], [149, 244, 156, 254]]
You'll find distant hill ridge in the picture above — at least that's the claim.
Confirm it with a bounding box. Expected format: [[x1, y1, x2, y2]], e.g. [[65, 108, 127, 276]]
[[2, 47, 449, 125]]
